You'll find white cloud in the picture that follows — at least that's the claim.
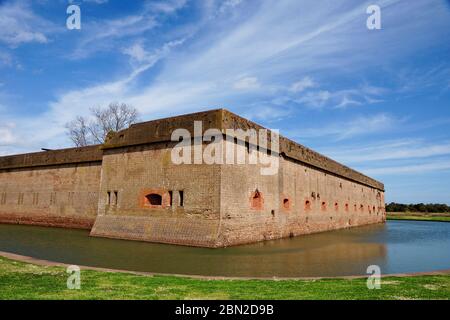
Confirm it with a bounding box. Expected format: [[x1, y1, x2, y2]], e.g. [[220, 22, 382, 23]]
[[243, 105, 293, 122], [335, 96, 362, 109], [69, 14, 158, 59], [0, 122, 18, 145], [82, 0, 109, 4], [0, 37, 188, 154], [294, 84, 387, 109], [122, 43, 148, 63], [54, 0, 448, 117], [146, 0, 189, 14], [1, 0, 449, 156], [0, 1, 54, 47], [296, 90, 331, 108], [219, 0, 244, 13], [314, 137, 450, 182], [233, 76, 260, 90], [120, 0, 416, 115], [69, 0, 109, 3], [290, 77, 316, 93], [0, 51, 13, 67], [322, 139, 450, 164], [122, 39, 186, 66], [0, 49, 24, 70], [69, 0, 190, 60], [363, 161, 450, 176], [290, 113, 399, 140], [333, 114, 397, 140]]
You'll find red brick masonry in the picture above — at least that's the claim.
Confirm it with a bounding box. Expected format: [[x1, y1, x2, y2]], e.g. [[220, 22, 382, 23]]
[[0, 109, 385, 247]]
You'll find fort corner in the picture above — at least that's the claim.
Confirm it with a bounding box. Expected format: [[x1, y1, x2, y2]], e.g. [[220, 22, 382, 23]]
[[0, 109, 385, 247]]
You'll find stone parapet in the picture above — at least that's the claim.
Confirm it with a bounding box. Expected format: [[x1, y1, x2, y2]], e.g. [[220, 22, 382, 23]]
[[0, 145, 103, 170]]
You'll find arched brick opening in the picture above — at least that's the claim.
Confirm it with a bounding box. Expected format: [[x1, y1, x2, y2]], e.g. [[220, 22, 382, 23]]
[[305, 200, 311, 211], [321, 201, 327, 211], [250, 190, 263, 210], [146, 193, 162, 206], [283, 198, 290, 209], [139, 189, 170, 209]]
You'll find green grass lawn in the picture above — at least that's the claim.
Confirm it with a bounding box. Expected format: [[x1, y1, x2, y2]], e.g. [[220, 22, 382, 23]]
[[0, 256, 449, 300], [387, 212, 450, 222]]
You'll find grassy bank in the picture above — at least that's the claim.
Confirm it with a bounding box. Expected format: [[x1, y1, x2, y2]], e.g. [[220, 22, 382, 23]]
[[387, 212, 450, 222], [0, 256, 449, 300]]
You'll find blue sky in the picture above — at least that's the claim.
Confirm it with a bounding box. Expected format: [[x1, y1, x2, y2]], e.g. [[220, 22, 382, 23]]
[[0, 0, 449, 204]]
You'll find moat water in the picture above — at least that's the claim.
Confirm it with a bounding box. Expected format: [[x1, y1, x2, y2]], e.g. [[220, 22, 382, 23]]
[[0, 220, 449, 277]]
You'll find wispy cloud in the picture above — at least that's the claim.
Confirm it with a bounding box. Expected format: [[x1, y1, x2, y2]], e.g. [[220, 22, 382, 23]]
[[322, 139, 450, 164], [0, 37, 188, 152], [363, 161, 450, 176], [69, 15, 158, 59], [122, 38, 186, 67], [117, 0, 444, 115], [289, 77, 316, 93], [29, 0, 443, 121], [233, 76, 260, 90], [1, 0, 449, 158], [294, 85, 387, 109], [395, 65, 450, 96], [68, 0, 189, 60], [145, 0, 189, 14], [0, 122, 17, 146], [242, 104, 294, 123], [218, 0, 244, 14], [288, 113, 399, 141], [315, 136, 450, 182], [0, 1, 56, 47], [0, 51, 13, 67], [81, 0, 109, 4]]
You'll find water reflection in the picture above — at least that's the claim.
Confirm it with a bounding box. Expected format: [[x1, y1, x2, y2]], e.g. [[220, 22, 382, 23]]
[[0, 221, 448, 277]]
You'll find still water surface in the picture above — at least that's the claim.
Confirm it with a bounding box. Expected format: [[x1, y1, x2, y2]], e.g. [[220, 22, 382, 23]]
[[0, 220, 449, 277]]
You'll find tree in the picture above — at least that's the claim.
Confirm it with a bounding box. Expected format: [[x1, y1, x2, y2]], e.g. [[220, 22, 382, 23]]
[[66, 103, 140, 147], [385, 202, 450, 213]]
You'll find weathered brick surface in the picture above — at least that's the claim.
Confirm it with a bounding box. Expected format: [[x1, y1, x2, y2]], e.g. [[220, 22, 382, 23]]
[[218, 146, 385, 246], [221, 110, 384, 190], [0, 213, 95, 229], [0, 109, 385, 247], [91, 215, 220, 247], [0, 162, 101, 229], [90, 142, 222, 247]]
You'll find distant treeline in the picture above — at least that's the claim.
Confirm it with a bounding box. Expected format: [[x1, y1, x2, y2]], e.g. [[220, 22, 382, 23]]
[[386, 202, 450, 213]]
